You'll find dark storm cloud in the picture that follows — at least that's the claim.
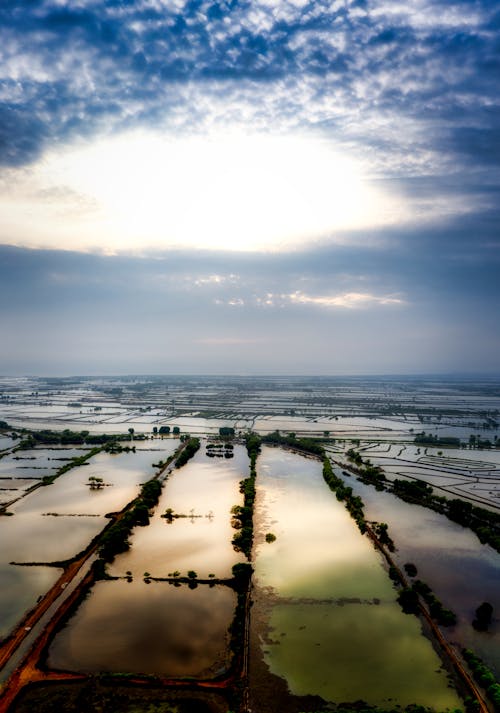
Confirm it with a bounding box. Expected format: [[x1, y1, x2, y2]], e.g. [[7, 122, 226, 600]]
[[0, 0, 499, 181]]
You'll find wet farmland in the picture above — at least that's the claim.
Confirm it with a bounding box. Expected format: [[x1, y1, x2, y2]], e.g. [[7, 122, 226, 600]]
[[249, 447, 462, 711]]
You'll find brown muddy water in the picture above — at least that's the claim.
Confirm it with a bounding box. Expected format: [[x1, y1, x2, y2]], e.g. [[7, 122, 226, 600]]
[[47, 579, 236, 678]]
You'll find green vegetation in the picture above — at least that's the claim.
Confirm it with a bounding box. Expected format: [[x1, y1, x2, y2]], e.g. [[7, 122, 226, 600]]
[[414, 431, 461, 447], [228, 562, 253, 662], [373, 522, 395, 551], [16, 428, 129, 448], [412, 579, 457, 626], [87, 476, 104, 490], [397, 587, 420, 614], [472, 601, 493, 631], [397, 579, 457, 626], [393, 478, 434, 503], [322, 457, 366, 533], [462, 648, 500, 708], [262, 430, 325, 457], [345, 449, 386, 489], [174, 437, 200, 468], [404, 562, 418, 577], [231, 432, 260, 558], [98, 478, 163, 562], [265, 532, 276, 543]]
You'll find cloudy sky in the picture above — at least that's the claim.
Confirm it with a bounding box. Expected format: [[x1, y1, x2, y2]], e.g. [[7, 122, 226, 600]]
[[1, 0, 499, 375]]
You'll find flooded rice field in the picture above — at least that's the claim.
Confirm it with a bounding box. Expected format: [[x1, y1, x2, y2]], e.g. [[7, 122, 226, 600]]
[[47, 579, 235, 678], [10, 445, 178, 518], [250, 446, 462, 711], [351, 442, 500, 509], [108, 445, 247, 579], [1, 373, 499, 710], [0, 444, 178, 641], [334, 468, 500, 678], [0, 565, 61, 641], [3, 375, 499, 446], [45, 443, 248, 679]]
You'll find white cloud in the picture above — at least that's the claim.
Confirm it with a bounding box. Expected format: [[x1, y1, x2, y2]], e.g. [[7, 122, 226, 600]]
[[288, 291, 406, 308]]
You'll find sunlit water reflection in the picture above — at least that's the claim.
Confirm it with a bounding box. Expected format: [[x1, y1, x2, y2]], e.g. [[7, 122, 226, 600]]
[[252, 447, 462, 709], [337, 469, 500, 677], [108, 446, 247, 579], [0, 446, 177, 638], [48, 579, 235, 678]]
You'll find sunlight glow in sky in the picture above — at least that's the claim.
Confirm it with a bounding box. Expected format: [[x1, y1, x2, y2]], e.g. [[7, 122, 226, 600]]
[[1, 0, 498, 374], [1, 131, 405, 253]]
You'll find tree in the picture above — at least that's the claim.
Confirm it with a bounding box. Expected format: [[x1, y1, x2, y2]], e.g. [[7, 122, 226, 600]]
[[128, 427, 134, 441], [473, 602, 493, 631], [404, 562, 418, 577]]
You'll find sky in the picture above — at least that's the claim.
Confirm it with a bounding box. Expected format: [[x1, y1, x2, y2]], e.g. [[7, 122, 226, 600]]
[[0, 0, 499, 376]]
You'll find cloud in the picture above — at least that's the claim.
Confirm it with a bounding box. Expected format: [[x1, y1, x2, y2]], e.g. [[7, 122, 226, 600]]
[[0, 241, 498, 374], [0, 0, 498, 191], [0, 2, 499, 373], [288, 291, 406, 308]]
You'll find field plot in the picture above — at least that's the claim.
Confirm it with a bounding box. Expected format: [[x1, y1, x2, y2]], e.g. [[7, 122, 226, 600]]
[[47, 580, 235, 678], [108, 444, 247, 579], [336, 470, 500, 678], [2, 375, 499, 442], [355, 442, 500, 508], [0, 448, 90, 505], [250, 447, 461, 712], [0, 444, 178, 642], [39, 441, 247, 689]]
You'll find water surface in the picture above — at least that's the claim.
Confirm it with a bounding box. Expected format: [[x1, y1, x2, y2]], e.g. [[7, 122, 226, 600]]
[[109, 445, 247, 579], [252, 447, 462, 710], [335, 466, 500, 677], [48, 579, 235, 678]]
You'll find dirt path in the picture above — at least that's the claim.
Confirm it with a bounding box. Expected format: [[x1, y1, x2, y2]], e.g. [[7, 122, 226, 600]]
[[0, 546, 99, 674]]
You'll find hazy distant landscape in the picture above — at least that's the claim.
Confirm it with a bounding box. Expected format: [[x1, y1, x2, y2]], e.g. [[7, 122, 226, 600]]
[[0, 375, 499, 713]]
